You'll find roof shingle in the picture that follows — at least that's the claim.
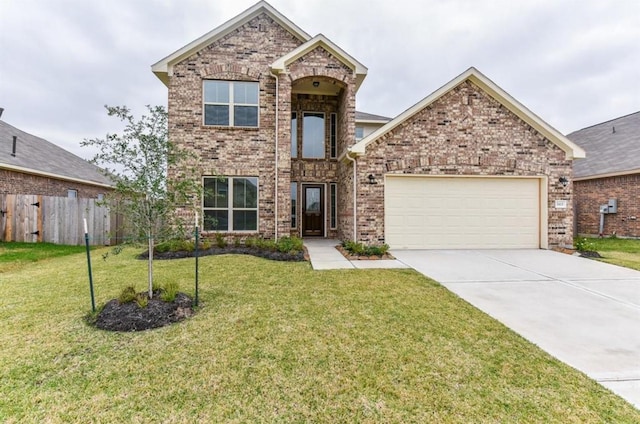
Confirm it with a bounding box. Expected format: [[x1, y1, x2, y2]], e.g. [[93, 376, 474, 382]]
[[0, 120, 113, 186], [567, 111, 640, 179]]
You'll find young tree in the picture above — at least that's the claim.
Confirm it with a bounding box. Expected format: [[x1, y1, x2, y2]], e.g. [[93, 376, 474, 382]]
[[82, 105, 201, 298]]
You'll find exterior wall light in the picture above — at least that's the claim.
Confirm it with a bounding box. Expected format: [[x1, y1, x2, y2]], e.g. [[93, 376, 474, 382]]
[[367, 174, 378, 185], [559, 176, 569, 187], [312, 81, 320, 87]]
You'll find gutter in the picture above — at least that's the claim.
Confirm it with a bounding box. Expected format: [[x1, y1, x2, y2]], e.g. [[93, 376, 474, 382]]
[[269, 69, 280, 240], [344, 150, 358, 241]]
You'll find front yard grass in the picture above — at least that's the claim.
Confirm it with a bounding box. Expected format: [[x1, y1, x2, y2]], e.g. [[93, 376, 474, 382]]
[[1, 246, 638, 422], [578, 237, 640, 271], [0, 241, 88, 273]]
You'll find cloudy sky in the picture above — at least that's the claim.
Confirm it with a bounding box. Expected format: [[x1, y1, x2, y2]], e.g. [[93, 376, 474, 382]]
[[1, 0, 638, 160]]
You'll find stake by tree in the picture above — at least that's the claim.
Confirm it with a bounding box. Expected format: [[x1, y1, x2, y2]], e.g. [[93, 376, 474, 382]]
[[82, 105, 201, 298]]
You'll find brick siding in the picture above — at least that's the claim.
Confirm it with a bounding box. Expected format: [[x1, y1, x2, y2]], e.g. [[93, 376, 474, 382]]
[[0, 169, 108, 198], [574, 174, 640, 237], [167, 13, 355, 239], [351, 81, 575, 249]]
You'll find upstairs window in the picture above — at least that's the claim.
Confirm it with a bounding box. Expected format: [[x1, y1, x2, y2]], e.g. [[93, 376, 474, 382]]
[[355, 126, 364, 141], [302, 112, 325, 158], [203, 81, 259, 127]]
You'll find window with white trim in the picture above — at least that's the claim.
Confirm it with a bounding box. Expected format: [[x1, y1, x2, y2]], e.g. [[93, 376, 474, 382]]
[[203, 177, 258, 232], [330, 183, 337, 229], [355, 126, 364, 141], [330, 113, 337, 158], [291, 182, 297, 228], [303, 112, 325, 158], [291, 112, 297, 158], [203, 81, 259, 127], [67, 189, 77, 198]]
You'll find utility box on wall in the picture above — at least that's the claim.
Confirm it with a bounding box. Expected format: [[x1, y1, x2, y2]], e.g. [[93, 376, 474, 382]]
[[608, 198, 618, 214]]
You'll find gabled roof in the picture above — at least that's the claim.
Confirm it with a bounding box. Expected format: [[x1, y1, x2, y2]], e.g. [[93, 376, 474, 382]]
[[568, 111, 640, 180], [152, 1, 311, 86], [270, 34, 368, 91], [0, 120, 113, 188], [349, 67, 585, 160], [355, 111, 392, 123]]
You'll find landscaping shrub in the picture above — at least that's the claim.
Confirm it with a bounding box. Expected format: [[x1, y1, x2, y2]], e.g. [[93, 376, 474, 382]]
[[160, 281, 179, 302], [276, 236, 303, 253]]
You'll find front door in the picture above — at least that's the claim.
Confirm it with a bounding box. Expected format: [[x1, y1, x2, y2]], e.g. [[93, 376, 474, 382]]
[[302, 185, 324, 237]]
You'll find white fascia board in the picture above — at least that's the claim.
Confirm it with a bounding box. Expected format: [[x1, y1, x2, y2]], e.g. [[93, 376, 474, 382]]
[[573, 168, 640, 181], [151, 1, 311, 86], [351, 67, 586, 159], [355, 119, 391, 124], [0, 163, 114, 189], [270, 34, 368, 90]]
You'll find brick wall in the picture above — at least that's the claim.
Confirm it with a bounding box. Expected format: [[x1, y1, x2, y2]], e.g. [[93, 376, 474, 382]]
[[574, 174, 640, 237], [167, 13, 303, 238], [0, 169, 108, 198], [167, 13, 356, 240], [351, 80, 575, 248]]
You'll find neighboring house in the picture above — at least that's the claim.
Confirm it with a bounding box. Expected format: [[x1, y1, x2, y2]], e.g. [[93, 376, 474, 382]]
[[568, 111, 640, 238], [355, 111, 391, 141], [0, 117, 113, 198], [152, 0, 584, 249]]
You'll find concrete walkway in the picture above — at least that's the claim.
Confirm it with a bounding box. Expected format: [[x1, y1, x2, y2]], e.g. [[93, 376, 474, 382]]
[[392, 249, 640, 409], [303, 239, 409, 270]]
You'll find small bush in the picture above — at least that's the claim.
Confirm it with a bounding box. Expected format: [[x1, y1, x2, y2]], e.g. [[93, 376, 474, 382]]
[[233, 236, 242, 247], [118, 286, 138, 304], [215, 233, 227, 248], [342, 241, 389, 257], [156, 239, 195, 253], [575, 237, 596, 252], [256, 238, 277, 251], [161, 281, 179, 302], [276, 236, 303, 253], [135, 293, 148, 308], [245, 237, 258, 248]]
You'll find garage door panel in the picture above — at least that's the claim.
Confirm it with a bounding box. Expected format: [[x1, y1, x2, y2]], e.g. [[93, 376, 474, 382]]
[[385, 176, 540, 249]]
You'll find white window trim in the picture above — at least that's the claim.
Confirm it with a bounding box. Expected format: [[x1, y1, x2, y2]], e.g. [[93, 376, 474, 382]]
[[202, 176, 259, 233], [203, 80, 259, 128], [302, 111, 326, 159], [330, 183, 337, 229], [291, 182, 298, 229], [291, 111, 297, 158], [330, 113, 337, 159]]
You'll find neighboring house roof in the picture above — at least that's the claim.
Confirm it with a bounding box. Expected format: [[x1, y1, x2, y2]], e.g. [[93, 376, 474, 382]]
[[152, 1, 311, 86], [0, 120, 113, 188], [567, 111, 640, 180], [355, 111, 392, 124], [270, 34, 368, 91], [348, 67, 586, 160]]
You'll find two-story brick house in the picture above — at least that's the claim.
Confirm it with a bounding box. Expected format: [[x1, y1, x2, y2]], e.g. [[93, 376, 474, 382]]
[[152, 1, 585, 250]]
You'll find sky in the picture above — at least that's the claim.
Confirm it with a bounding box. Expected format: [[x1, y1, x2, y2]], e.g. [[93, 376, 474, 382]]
[[1, 0, 638, 161]]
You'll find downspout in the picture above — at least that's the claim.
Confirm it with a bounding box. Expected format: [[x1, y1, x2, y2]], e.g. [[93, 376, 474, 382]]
[[345, 151, 357, 241], [270, 69, 279, 240]]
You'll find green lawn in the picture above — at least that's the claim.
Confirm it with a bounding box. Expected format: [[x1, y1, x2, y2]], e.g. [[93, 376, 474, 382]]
[[0, 241, 88, 273], [577, 237, 640, 271], [1, 244, 638, 423]]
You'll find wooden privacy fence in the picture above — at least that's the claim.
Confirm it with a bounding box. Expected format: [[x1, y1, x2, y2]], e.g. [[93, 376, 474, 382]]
[[0, 194, 112, 246]]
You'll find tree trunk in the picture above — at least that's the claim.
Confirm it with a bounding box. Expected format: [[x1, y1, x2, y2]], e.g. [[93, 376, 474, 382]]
[[148, 233, 154, 298]]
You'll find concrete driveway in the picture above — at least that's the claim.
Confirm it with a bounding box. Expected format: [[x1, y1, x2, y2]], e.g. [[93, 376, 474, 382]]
[[391, 249, 640, 408]]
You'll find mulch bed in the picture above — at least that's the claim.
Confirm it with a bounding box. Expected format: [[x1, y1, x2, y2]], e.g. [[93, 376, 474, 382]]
[[578, 250, 602, 258], [138, 246, 306, 262], [94, 292, 194, 332]]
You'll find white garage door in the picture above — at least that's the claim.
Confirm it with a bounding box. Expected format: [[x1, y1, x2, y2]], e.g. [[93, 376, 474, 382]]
[[385, 176, 541, 249]]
